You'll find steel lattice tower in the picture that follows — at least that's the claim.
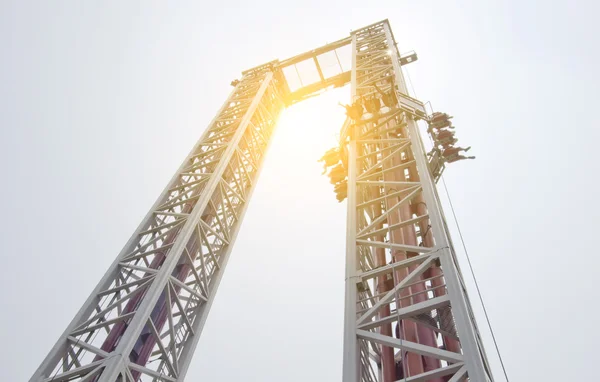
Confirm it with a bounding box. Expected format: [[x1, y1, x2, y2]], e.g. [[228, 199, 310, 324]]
[[30, 20, 494, 382]]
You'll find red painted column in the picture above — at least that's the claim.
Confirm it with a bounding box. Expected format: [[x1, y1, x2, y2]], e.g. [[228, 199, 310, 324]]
[[382, 118, 425, 378], [414, 193, 461, 355], [372, 193, 396, 382]]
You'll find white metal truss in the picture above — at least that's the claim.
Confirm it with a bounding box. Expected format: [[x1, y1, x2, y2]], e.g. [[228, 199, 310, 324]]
[[30, 19, 495, 382], [341, 21, 494, 382], [30, 64, 285, 382]]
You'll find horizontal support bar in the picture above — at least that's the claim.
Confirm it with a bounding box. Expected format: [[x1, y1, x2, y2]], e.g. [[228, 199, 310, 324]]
[[357, 330, 464, 363], [403, 363, 464, 382], [356, 240, 431, 254], [358, 253, 434, 281], [358, 295, 450, 331]]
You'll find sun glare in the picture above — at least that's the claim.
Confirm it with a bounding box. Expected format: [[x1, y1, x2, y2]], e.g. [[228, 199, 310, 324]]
[[255, 86, 350, 211], [275, 88, 349, 166]]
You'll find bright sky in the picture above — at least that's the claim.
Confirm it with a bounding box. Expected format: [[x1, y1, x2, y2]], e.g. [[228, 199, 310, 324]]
[[1, 1, 600, 381]]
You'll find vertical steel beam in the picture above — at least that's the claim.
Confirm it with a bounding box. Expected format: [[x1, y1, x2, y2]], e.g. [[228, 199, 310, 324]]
[[382, 22, 491, 382], [97, 72, 277, 382], [343, 141, 360, 382], [31, 67, 285, 382], [342, 32, 360, 382], [29, 82, 242, 382], [340, 19, 494, 382]]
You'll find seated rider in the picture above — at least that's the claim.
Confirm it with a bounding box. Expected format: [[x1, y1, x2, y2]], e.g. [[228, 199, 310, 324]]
[[341, 98, 364, 121], [428, 112, 454, 132], [442, 146, 475, 162]]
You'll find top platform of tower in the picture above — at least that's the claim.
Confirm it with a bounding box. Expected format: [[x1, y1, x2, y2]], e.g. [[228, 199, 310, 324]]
[[236, 19, 418, 105]]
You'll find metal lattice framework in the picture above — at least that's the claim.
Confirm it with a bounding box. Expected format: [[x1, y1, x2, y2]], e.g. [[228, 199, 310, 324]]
[[30, 20, 494, 382], [31, 66, 285, 382], [341, 22, 493, 382]]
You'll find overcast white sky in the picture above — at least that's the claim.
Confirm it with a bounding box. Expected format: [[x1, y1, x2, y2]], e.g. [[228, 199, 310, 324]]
[[1, 1, 600, 381]]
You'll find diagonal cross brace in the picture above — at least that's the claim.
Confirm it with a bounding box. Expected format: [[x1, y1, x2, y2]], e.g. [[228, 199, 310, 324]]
[[356, 254, 437, 325]]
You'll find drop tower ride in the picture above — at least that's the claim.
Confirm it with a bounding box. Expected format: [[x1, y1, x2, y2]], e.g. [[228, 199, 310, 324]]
[[30, 20, 494, 382]]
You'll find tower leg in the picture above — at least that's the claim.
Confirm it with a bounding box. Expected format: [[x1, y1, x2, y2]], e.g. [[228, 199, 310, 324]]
[[341, 20, 494, 382], [30, 68, 285, 382]]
